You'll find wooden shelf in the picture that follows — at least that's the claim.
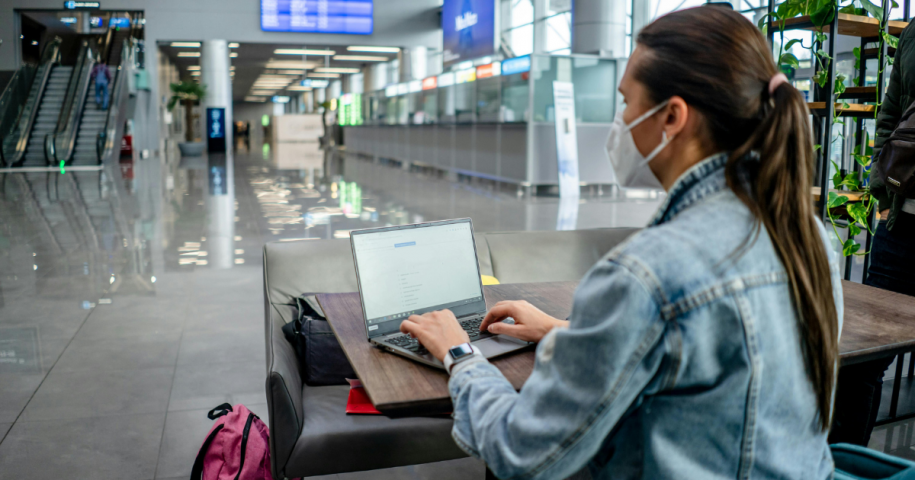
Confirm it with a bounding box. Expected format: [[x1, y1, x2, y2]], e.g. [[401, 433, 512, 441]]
[[774, 13, 907, 37], [838, 86, 877, 99], [807, 102, 876, 117], [862, 46, 897, 59], [812, 186, 867, 202]]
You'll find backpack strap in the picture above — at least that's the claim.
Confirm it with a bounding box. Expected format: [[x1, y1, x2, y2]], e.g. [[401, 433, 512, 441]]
[[190, 424, 224, 480], [207, 403, 233, 420]]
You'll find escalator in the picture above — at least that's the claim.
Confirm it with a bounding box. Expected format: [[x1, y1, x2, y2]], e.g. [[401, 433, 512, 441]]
[[0, 18, 137, 169], [70, 25, 132, 165], [21, 65, 72, 165], [61, 21, 136, 166], [0, 38, 62, 167]]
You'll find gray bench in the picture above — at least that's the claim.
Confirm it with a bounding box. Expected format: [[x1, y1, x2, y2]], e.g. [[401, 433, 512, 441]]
[[263, 228, 639, 478]]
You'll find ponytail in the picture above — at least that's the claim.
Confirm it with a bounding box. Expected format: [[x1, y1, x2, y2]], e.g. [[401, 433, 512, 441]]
[[637, 6, 839, 431], [729, 81, 839, 433]]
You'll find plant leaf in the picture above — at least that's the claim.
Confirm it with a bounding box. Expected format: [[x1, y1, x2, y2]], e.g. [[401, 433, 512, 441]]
[[828, 191, 850, 208], [784, 39, 803, 51], [859, 0, 884, 19], [843, 239, 862, 256], [853, 153, 871, 167], [810, 0, 836, 27], [884, 32, 900, 49], [780, 53, 801, 70], [849, 223, 862, 237]]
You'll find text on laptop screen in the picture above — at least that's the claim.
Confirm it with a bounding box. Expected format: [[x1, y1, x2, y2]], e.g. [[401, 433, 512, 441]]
[[352, 221, 484, 336]]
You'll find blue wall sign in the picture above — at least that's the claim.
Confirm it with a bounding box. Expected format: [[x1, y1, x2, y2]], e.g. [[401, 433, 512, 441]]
[[501, 55, 531, 76], [64, 1, 101, 9], [109, 17, 131, 28], [261, 0, 373, 34], [442, 0, 495, 67], [206, 107, 226, 153]]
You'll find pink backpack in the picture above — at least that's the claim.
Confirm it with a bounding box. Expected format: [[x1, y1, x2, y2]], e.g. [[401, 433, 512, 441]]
[[192, 404, 272, 480]]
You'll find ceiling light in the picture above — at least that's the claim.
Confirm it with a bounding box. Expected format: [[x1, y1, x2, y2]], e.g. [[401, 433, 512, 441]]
[[187, 66, 200, 71], [307, 73, 340, 78], [333, 55, 387, 62], [229, 42, 239, 48], [245, 96, 267, 102], [347, 46, 399, 53], [251, 90, 278, 96], [178, 52, 201, 57], [230, 52, 238, 58], [274, 48, 335, 55], [171, 42, 201, 47], [230, 66, 235, 70], [287, 86, 313, 91], [191, 72, 201, 76], [265, 61, 316, 69], [276, 70, 306, 75], [314, 67, 361, 74]]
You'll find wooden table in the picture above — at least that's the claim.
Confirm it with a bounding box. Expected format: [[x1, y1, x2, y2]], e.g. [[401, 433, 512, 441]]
[[317, 280, 915, 417]]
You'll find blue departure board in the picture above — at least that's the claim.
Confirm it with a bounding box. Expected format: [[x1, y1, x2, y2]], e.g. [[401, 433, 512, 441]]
[[261, 0, 373, 35]]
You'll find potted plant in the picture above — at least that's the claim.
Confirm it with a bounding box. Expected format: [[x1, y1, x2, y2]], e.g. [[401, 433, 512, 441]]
[[167, 80, 207, 156]]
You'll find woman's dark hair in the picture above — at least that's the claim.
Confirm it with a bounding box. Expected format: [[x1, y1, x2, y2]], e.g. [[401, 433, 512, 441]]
[[636, 6, 838, 431]]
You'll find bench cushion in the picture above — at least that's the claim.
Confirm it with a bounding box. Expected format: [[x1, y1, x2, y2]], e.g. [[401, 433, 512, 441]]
[[283, 385, 465, 477]]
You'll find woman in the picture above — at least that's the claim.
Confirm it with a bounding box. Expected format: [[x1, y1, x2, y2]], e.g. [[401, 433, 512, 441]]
[[401, 7, 843, 479]]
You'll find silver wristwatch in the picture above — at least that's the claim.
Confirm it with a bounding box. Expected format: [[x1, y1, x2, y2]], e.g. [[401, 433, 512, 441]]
[[444, 343, 476, 374]]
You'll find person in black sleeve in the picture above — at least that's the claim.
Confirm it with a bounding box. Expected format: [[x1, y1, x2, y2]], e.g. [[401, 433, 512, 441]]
[[829, 20, 915, 446]]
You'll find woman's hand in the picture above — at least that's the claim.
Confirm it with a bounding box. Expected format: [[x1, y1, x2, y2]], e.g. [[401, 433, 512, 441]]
[[480, 300, 569, 343], [399, 310, 470, 362]]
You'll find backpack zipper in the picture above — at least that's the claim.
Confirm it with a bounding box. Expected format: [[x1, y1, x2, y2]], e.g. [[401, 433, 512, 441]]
[[233, 413, 255, 480]]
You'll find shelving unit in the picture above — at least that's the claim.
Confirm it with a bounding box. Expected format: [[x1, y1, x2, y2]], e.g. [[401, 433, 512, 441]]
[[767, 1, 908, 282]]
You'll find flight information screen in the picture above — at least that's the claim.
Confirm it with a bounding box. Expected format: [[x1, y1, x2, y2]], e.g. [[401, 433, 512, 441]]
[[261, 0, 373, 35]]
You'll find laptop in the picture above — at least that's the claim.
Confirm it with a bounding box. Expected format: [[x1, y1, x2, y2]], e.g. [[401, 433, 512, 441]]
[[349, 218, 531, 369]]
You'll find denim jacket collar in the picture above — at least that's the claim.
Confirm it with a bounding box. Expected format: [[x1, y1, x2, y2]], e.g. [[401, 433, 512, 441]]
[[649, 152, 729, 227]]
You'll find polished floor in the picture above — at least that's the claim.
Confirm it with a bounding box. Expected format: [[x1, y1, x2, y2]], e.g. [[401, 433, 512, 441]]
[[0, 141, 663, 479], [0, 141, 912, 479]]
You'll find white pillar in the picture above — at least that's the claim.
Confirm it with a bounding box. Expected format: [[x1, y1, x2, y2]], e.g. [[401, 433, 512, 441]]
[[201, 39, 233, 148], [398, 46, 427, 82], [534, 0, 549, 54], [631, 0, 652, 51], [572, 0, 627, 57], [329, 80, 342, 99], [350, 72, 364, 94]]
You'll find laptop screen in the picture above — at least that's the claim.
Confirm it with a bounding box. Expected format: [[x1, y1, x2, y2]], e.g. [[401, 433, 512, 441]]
[[351, 219, 486, 338]]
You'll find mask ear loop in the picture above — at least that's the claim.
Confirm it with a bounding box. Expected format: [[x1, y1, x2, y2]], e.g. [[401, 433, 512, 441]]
[[624, 99, 671, 131]]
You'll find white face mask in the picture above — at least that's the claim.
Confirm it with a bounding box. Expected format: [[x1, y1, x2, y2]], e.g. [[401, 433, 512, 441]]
[[605, 100, 672, 190]]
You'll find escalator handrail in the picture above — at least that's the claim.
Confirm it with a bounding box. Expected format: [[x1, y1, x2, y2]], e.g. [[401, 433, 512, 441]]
[[0, 37, 62, 166], [96, 38, 134, 164], [0, 68, 32, 166], [49, 41, 95, 164]]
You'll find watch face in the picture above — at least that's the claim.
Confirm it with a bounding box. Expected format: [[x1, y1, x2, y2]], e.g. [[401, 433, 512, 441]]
[[449, 343, 473, 359]]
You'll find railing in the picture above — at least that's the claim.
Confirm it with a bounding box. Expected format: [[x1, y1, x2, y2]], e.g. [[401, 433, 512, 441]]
[[47, 41, 95, 164], [0, 37, 61, 166], [97, 38, 134, 164]]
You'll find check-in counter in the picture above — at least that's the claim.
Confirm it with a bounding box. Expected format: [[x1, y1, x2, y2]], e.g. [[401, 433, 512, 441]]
[[340, 54, 620, 188]]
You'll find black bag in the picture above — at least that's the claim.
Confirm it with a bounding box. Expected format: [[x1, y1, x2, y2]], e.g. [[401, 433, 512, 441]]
[[876, 100, 915, 198], [281, 294, 356, 386]]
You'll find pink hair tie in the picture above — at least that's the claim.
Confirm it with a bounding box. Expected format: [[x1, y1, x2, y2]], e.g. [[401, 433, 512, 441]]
[[769, 73, 789, 95]]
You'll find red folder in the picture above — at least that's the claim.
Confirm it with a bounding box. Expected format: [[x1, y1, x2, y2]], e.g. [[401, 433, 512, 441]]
[[346, 386, 382, 415]]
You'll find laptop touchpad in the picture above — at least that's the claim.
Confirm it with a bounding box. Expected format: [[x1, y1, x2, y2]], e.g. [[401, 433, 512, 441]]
[[475, 335, 529, 359]]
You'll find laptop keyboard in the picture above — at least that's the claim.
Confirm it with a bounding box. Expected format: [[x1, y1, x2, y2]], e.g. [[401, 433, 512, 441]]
[[385, 314, 487, 354]]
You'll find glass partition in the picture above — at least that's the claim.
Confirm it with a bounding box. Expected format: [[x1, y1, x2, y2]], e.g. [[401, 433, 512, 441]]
[[347, 54, 617, 127], [501, 70, 529, 123], [454, 81, 475, 123], [421, 89, 437, 123], [438, 85, 456, 124], [475, 77, 501, 122], [531, 54, 616, 123]]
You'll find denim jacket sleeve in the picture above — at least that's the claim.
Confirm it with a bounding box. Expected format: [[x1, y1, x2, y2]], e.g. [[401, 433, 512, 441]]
[[448, 257, 673, 480]]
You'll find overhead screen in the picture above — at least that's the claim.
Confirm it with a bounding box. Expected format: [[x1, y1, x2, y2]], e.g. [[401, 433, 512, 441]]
[[261, 0, 373, 35], [442, 0, 495, 67]]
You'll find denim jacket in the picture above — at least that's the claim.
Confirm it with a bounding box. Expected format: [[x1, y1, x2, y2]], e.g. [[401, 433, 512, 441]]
[[449, 153, 844, 480]]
